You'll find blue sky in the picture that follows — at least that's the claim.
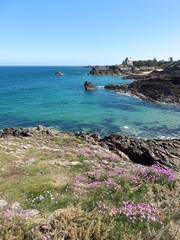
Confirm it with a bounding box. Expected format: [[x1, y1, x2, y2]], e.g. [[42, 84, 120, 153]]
[[0, 0, 180, 65]]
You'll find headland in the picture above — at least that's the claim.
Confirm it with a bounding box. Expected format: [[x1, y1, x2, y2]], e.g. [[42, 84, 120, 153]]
[[88, 60, 180, 105]]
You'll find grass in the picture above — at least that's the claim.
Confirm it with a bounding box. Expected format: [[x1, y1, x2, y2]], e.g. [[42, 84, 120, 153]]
[[0, 133, 179, 239]]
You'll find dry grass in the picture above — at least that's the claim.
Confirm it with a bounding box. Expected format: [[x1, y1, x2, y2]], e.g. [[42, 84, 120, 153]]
[[26, 205, 110, 240]]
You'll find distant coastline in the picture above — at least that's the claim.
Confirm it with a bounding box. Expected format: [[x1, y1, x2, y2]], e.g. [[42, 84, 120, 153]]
[[87, 61, 180, 105]]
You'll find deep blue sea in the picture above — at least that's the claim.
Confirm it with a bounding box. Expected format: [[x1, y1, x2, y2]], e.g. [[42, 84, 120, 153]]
[[0, 66, 180, 138]]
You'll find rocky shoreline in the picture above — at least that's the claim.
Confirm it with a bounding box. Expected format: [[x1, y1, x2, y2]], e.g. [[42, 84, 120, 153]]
[[0, 126, 179, 239], [105, 77, 180, 104], [102, 62, 180, 104], [76, 132, 180, 172], [0, 126, 179, 172]]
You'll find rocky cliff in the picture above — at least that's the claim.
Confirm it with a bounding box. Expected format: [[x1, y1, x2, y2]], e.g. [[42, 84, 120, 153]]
[[0, 126, 179, 172], [105, 61, 180, 104], [87, 65, 127, 76], [76, 132, 180, 172]]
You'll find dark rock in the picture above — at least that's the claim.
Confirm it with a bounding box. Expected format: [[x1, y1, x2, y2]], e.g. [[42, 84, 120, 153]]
[[84, 81, 97, 91], [164, 61, 180, 72], [87, 66, 123, 76], [0, 126, 61, 138], [76, 132, 180, 172], [1, 126, 179, 172], [105, 84, 124, 91], [83, 65, 94, 68], [101, 135, 180, 171], [172, 76, 180, 85], [75, 132, 100, 144], [54, 71, 64, 76], [105, 77, 180, 104]]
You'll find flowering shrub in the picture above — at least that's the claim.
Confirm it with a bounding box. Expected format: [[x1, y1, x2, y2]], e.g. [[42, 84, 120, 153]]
[[141, 164, 176, 183], [26, 190, 60, 207], [130, 175, 138, 184], [71, 160, 177, 234], [120, 201, 159, 223], [72, 159, 177, 207], [0, 209, 29, 239], [97, 201, 160, 224]]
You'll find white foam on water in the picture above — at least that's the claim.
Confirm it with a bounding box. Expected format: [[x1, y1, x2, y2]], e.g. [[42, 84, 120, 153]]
[[122, 125, 129, 130], [97, 86, 105, 89]]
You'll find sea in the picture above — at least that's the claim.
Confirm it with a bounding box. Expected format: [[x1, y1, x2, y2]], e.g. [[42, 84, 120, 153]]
[[0, 66, 180, 139]]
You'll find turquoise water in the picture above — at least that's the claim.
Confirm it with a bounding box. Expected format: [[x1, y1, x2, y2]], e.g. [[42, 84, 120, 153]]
[[0, 66, 180, 138]]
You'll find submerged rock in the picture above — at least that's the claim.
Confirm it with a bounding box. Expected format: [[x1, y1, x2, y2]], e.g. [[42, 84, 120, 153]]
[[84, 81, 97, 90]]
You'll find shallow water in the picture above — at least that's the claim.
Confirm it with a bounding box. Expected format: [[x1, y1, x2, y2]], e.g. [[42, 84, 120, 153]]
[[0, 66, 179, 138]]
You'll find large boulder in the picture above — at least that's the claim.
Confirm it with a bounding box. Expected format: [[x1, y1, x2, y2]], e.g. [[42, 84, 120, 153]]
[[84, 81, 97, 91]]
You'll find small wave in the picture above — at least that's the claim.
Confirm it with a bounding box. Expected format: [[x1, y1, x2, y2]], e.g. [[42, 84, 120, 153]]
[[153, 135, 180, 140], [122, 125, 129, 130], [116, 92, 142, 100], [97, 86, 105, 89]]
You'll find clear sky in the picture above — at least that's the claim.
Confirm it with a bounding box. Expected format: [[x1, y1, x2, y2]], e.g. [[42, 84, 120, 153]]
[[0, 0, 180, 66]]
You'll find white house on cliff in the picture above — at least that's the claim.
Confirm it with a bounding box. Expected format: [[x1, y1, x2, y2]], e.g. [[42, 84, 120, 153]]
[[122, 57, 133, 66]]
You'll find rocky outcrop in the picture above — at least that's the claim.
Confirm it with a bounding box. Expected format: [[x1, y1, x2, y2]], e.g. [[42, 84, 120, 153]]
[[1, 126, 179, 171], [164, 61, 180, 73], [75, 132, 101, 144], [87, 65, 124, 76], [105, 77, 180, 104], [84, 81, 97, 90], [87, 67, 112, 76], [106, 62, 180, 104], [88, 61, 180, 78], [87, 65, 160, 76], [172, 76, 180, 85], [83, 65, 94, 68], [122, 70, 167, 81], [0, 125, 63, 138], [54, 71, 64, 76], [76, 132, 180, 172], [100, 135, 180, 171]]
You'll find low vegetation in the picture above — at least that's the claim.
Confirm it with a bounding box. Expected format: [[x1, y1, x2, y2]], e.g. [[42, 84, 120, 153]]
[[0, 133, 179, 239], [133, 58, 172, 69]]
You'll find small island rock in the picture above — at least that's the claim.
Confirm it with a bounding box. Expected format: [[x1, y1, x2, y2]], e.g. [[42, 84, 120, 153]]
[[84, 81, 97, 91], [54, 71, 64, 76]]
